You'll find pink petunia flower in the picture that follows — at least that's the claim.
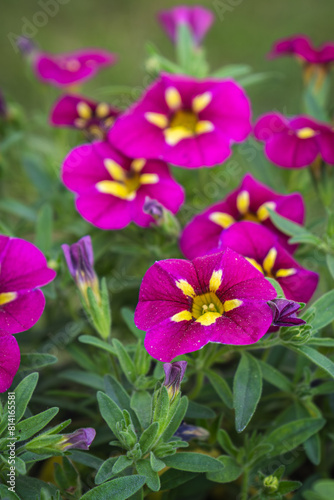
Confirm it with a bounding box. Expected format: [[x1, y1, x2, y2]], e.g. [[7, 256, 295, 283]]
[[61, 141, 185, 230], [218, 222, 318, 304], [108, 73, 251, 169], [33, 49, 117, 87], [254, 113, 334, 169], [180, 173, 304, 259], [50, 94, 120, 140], [0, 236, 56, 392], [157, 6, 214, 46], [134, 248, 276, 362], [268, 35, 334, 65]]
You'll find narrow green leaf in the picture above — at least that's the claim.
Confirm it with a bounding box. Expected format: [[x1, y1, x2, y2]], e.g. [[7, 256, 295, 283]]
[[121, 308, 145, 340], [104, 375, 141, 431], [139, 422, 159, 455], [81, 475, 146, 500], [163, 453, 224, 473], [162, 396, 188, 443], [266, 277, 285, 298], [185, 400, 215, 419], [160, 469, 198, 490], [60, 370, 104, 390], [69, 450, 103, 470], [95, 457, 118, 484], [176, 23, 194, 72], [292, 345, 334, 379], [9, 372, 39, 422], [136, 459, 160, 492], [206, 370, 233, 408], [326, 254, 334, 279], [238, 72, 277, 87], [268, 208, 314, 238], [20, 353, 57, 370], [35, 203, 52, 254], [0, 484, 20, 499], [277, 480, 302, 495], [309, 290, 334, 330], [206, 455, 242, 483], [258, 359, 293, 392], [131, 391, 152, 429], [217, 429, 238, 458], [112, 455, 133, 475], [79, 335, 116, 355], [308, 337, 334, 347], [16, 407, 59, 442], [233, 353, 262, 432], [150, 452, 166, 472], [113, 339, 136, 384], [211, 64, 252, 79], [97, 392, 123, 435]]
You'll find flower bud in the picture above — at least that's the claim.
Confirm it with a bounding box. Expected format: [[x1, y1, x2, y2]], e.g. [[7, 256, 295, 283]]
[[268, 298, 306, 327], [163, 361, 187, 402], [60, 427, 96, 451], [263, 475, 279, 492], [174, 422, 209, 442]]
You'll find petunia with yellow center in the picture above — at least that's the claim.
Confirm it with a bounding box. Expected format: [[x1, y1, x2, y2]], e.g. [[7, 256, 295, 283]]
[[77, 101, 93, 120], [96, 158, 158, 200], [176, 279, 195, 298], [246, 248, 297, 281], [257, 201, 276, 222], [0, 292, 17, 306], [296, 127, 317, 139], [209, 212, 235, 229], [95, 102, 110, 119]]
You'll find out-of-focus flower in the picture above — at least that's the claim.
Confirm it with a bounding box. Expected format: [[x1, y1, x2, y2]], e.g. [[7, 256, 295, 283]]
[[62, 236, 100, 306], [134, 248, 276, 361], [50, 94, 120, 140], [143, 197, 164, 222], [60, 428, 96, 451], [33, 48, 117, 87], [174, 422, 210, 441], [268, 35, 334, 65], [180, 173, 304, 259], [219, 222, 318, 303], [109, 73, 251, 169], [268, 298, 306, 327], [254, 113, 334, 169], [16, 36, 37, 56], [0, 236, 56, 392], [61, 141, 184, 230], [163, 361, 187, 401], [158, 6, 214, 46]]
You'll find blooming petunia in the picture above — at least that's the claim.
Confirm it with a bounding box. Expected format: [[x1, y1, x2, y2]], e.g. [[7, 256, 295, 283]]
[[254, 113, 334, 168], [50, 94, 120, 140], [218, 222, 318, 304], [268, 35, 334, 66], [61, 141, 184, 230], [0, 236, 56, 391], [268, 298, 306, 328], [33, 48, 117, 87], [180, 173, 304, 259], [134, 248, 276, 362], [108, 73, 251, 169], [158, 6, 214, 46]]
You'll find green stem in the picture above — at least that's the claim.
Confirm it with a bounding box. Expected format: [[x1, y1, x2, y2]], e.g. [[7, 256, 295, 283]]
[[241, 467, 250, 500], [188, 372, 204, 400]]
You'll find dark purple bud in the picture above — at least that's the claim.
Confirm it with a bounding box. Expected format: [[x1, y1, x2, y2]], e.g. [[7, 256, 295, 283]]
[[143, 197, 164, 222], [268, 298, 306, 327], [16, 36, 37, 56], [163, 361, 187, 401], [62, 236, 100, 304], [0, 90, 7, 118], [61, 428, 96, 451], [174, 422, 209, 442]]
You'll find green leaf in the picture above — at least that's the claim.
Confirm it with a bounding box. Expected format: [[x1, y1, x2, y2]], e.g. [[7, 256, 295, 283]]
[[309, 290, 334, 330], [60, 370, 104, 390], [150, 452, 166, 472], [265, 277, 285, 298], [69, 450, 103, 470], [112, 455, 133, 475], [97, 391, 123, 435], [9, 372, 39, 422], [121, 308, 145, 340], [258, 359, 293, 392], [20, 353, 57, 370], [211, 64, 252, 79], [35, 203, 53, 254], [81, 475, 146, 500], [0, 485, 20, 499], [160, 469, 198, 490], [176, 23, 194, 73], [264, 418, 325, 457], [15, 407, 59, 442], [326, 254, 334, 279], [185, 400, 215, 419], [0, 198, 37, 222], [206, 455, 242, 483], [233, 353, 262, 432], [217, 429, 238, 458], [308, 338, 334, 347], [277, 480, 302, 495], [139, 422, 159, 455], [131, 391, 152, 429], [152, 386, 170, 428], [95, 457, 118, 484], [136, 459, 160, 491], [205, 370, 233, 408], [113, 339, 136, 384], [292, 345, 334, 379], [238, 72, 278, 87], [163, 452, 224, 473], [104, 375, 141, 430], [79, 335, 116, 355], [162, 396, 188, 443], [268, 208, 315, 240]]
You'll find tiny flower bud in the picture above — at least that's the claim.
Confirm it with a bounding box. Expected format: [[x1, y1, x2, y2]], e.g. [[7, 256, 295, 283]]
[[268, 298, 306, 327], [163, 361, 187, 401], [174, 422, 209, 442], [263, 475, 279, 492], [143, 197, 164, 223], [16, 36, 37, 56], [60, 428, 96, 451]]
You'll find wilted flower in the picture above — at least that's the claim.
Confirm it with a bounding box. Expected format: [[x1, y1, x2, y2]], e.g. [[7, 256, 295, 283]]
[[0, 236, 56, 392], [158, 6, 214, 46], [62, 236, 99, 305], [180, 173, 304, 259], [254, 113, 334, 169], [163, 360, 187, 401], [174, 422, 210, 441], [61, 141, 184, 230], [134, 248, 276, 361], [60, 428, 96, 451], [268, 298, 306, 327], [109, 73, 251, 169], [268, 35, 334, 65], [33, 48, 117, 87], [219, 221, 318, 303], [50, 94, 120, 140]]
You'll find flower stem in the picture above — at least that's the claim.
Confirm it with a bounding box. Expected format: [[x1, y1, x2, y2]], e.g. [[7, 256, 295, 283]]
[[188, 372, 204, 400], [241, 467, 250, 500]]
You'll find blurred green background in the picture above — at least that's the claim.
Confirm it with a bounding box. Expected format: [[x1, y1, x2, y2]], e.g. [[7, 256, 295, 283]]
[[1, 0, 334, 116]]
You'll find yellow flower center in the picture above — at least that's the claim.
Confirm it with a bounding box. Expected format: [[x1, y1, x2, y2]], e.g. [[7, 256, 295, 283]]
[[169, 110, 198, 133]]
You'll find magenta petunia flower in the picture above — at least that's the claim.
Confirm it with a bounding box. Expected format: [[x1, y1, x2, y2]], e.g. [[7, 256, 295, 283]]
[[33, 49, 117, 87], [61, 141, 184, 230], [108, 73, 252, 169], [50, 94, 120, 140], [254, 113, 334, 169], [157, 6, 214, 46], [218, 222, 318, 304], [268, 35, 334, 65], [180, 173, 304, 260], [0, 236, 56, 392], [134, 248, 276, 362]]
